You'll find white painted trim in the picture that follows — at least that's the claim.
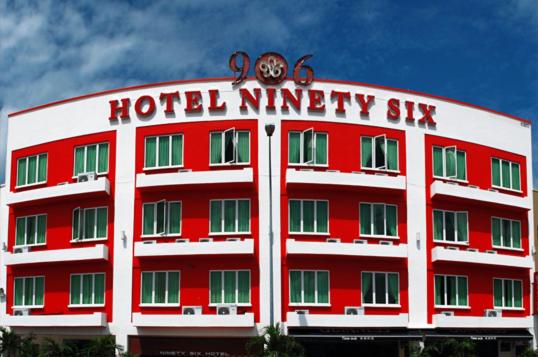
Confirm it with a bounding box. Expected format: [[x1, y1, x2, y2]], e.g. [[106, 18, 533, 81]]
[[4, 312, 107, 327], [286, 239, 407, 258], [4, 244, 108, 265], [132, 312, 255, 327], [285, 312, 409, 328], [286, 168, 406, 190], [433, 314, 532, 329], [136, 167, 253, 188], [431, 246, 532, 268], [134, 239, 254, 257]]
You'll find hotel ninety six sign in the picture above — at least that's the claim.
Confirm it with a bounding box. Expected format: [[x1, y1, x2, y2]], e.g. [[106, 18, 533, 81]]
[[108, 51, 436, 125]]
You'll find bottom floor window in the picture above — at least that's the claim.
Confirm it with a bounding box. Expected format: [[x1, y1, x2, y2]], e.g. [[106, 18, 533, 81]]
[[14, 276, 44, 307], [494, 278, 522, 308], [70, 273, 105, 305], [435, 275, 468, 307], [210, 270, 250, 304], [141, 271, 180, 305], [361, 272, 399, 305], [289, 270, 329, 305]]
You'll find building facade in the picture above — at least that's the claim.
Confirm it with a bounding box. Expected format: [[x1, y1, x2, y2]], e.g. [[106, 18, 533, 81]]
[[0, 77, 534, 356]]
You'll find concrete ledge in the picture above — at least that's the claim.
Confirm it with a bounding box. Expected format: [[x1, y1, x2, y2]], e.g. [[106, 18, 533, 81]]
[[433, 314, 532, 329], [132, 312, 255, 327], [134, 239, 254, 257], [286, 239, 407, 258], [286, 312, 409, 328], [286, 169, 406, 190], [432, 247, 532, 269], [4, 312, 107, 327], [4, 245, 108, 265], [136, 168, 253, 188]]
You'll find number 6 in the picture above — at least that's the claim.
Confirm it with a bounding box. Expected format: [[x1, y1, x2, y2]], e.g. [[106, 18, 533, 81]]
[[293, 55, 314, 86]]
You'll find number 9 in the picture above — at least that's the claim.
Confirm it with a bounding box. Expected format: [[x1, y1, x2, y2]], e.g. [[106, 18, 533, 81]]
[[293, 55, 314, 86], [229, 51, 250, 85]]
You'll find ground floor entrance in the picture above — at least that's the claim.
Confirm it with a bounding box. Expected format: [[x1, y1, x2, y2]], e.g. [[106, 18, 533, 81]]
[[128, 336, 251, 357]]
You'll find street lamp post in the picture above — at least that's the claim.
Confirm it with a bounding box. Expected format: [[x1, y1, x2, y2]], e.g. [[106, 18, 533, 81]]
[[265, 123, 275, 327]]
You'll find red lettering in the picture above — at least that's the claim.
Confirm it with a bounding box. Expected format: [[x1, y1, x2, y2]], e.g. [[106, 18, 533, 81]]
[[134, 96, 155, 117], [330, 91, 351, 114], [239, 88, 261, 111], [418, 103, 436, 124], [387, 98, 400, 120], [355, 94, 374, 115], [308, 89, 325, 112], [405, 101, 415, 122], [108, 98, 130, 120], [281, 88, 302, 111], [208, 89, 226, 112], [185, 91, 203, 113], [266, 88, 276, 111], [159, 92, 180, 114]]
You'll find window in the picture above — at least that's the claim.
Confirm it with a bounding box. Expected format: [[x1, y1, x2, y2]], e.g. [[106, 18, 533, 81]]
[[141, 271, 180, 305], [210, 270, 250, 305], [70, 273, 105, 306], [434, 275, 468, 307], [289, 270, 329, 305], [361, 136, 398, 171], [360, 203, 397, 237], [492, 218, 521, 249], [145, 134, 183, 169], [15, 214, 46, 246], [494, 278, 522, 309], [16, 153, 47, 187], [74, 143, 109, 176], [433, 146, 466, 180], [210, 199, 250, 234], [289, 200, 328, 234], [210, 129, 249, 165], [361, 272, 399, 306], [14, 276, 44, 307], [72, 207, 108, 240], [433, 209, 468, 243], [492, 158, 521, 191], [142, 201, 181, 236], [288, 130, 327, 165]]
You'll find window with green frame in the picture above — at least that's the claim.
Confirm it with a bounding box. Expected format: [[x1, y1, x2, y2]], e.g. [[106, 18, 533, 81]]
[[491, 158, 521, 191], [142, 201, 181, 236], [434, 275, 468, 307], [72, 207, 108, 240], [210, 199, 250, 233], [289, 199, 328, 234], [360, 203, 397, 237], [433, 146, 466, 180], [361, 135, 398, 171], [492, 217, 521, 249], [70, 273, 105, 306], [210, 270, 250, 304], [144, 134, 183, 169], [14, 276, 44, 307], [210, 129, 250, 165], [493, 278, 522, 308], [15, 214, 46, 246], [288, 129, 328, 165], [141, 271, 180, 305], [289, 270, 329, 304], [361, 272, 399, 305], [74, 143, 109, 176], [16, 153, 47, 187], [433, 209, 468, 243]]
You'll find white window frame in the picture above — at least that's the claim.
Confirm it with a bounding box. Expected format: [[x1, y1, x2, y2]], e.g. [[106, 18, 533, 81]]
[[434, 274, 469, 308], [432, 209, 469, 245], [360, 135, 399, 172], [432, 146, 467, 182], [139, 270, 181, 307], [72, 142, 110, 177], [68, 272, 106, 307], [361, 271, 400, 307], [288, 270, 330, 306], [14, 213, 47, 248], [209, 199, 251, 235], [143, 134, 184, 170], [13, 276, 45, 308], [15, 153, 48, 188], [288, 199, 329, 235], [493, 278, 523, 310], [491, 157, 521, 192], [72, 206, 108, 242], [208, 270, 251, 306], [141, 200, 182, 237], [209, 129, 251, 166], [359, 202, 398, 239], [491, 217, 522, 251], [287, 130, 329, 167]]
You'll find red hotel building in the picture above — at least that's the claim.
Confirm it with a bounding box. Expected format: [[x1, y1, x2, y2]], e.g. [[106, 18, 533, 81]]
[[0, 77, 534, 356]]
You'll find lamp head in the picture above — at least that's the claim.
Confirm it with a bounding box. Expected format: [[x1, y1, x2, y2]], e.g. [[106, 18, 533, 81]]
[[265, 123, 275, 137]]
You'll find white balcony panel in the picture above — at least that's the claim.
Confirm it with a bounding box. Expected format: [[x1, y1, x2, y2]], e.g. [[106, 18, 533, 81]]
[[286, 312, 408, 328], [286, 169, 406, 190], [4, 312, 106, 327], [430, 180, 530, 210], [432, 247, 532, 269], [433, 314, 532, 329], [134, 239, 254, 257], [136, 168, 253, 188], [286, 239, 407, 258], [4, 245, 108, 265], [7, 177, 110, 205], [132, 313, 255, 327]]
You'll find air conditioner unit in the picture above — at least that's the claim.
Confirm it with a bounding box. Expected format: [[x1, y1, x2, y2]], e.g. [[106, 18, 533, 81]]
[[182, 306, 202, 315], [468, 185, 479, 189], [488, 188, 498, 193], [486, 250, 497, 254], [352, 171, 365, 175], [446, 181, 458, 185], [14, 246, 30, 254], [466, 248, 478, 252], [484, 309, 502, 318], [295, 309, 309, 315], [57, 182, 69, 186], [446, 246, 459, 251], [175, 239, 189, 243], [299, 168, 314, 172], [326, 238, 341, 243], [13, 308, 30, 316], [441, 311, 455, 316], [345, 306, 364, 315], [199, 238, 213, 243], [226, 238, 241, 242], [327, 170, 340, 173], [77, 172, 97, 182], [379, 240, 393, 246], [178, 169, 193, 173], [353, 239, 367, 244], [142, 240, 157, 245], [216, 305, 237, 315], [374, 173, 388, 176]]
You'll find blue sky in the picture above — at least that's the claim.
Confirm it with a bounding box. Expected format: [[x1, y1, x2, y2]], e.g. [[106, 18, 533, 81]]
[[1, 0, 537, 184]]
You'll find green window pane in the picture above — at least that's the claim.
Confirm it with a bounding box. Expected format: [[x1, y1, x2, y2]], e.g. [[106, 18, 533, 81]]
[[303, 130, 313, 163], [504, 280, 513, 307], [288, 132, 300, 164], [141, 272, 153, 304], [492, 218, 501, 246], [237, 132, 250, 163], [143, 203, 155, 235], [445, 148, 456, 177], [27, 155, 37, 184], [373, 204, 385, 235], [388, 273, 399, 304], [14, 279, 23, 306], [446, 276, 456, 306], [511, 163, 520, 191], [38, 154, 47, 183], [224, 271, 236, 303], [210, 201, 222, 233], [210, 272, 222, 304], [96, 208, 107, 238], [167, 272, 179, 304], [26, 216, 36, 245], [154, 272, 166, 304], [374, 136, 386, 169], [361, 137, 373, 168], [316, 201, 328, 233], [145, 137, 157, 168], [16, 218, 25, 246], [74, 147, 85, 176], [85, 145, 97, 173], [84, 209, 96, 239], [457, 277, 467, 306], [387, 139, 398, 170], [34, 277, 44, 306], [73, 209, 80, 240], [445, 212, 455, 242], [290, 271, 302, 303], [24, 278, 34, 306], [37, 215, 46, 244], [317, 271, 329, 304], [171, 135, 183, 166], [492, 158, 501, 186], [514, 280, 522, 308], [156, 201, 165, 234], [502, 219, 511, 247], [494, 279, 503, 307], [224, 200, 236, 232], [512, 221, 521, 249], [501, 161, 511, 188], [315, 133, 327, 165], [362, 272, 373, 304], [456, 151, 466, 180], [303, 272, 315, 303], [289, 200, 301, 232], [456, 212, 468, 242], [210, 133, 223, 164], [168, 202, 181, 234], [94, 274, 105, 305], [17, 158, 27, 186], [82, 274, 93, 304], [98, 143, 109, 173], [433, 147, 443, 177], [375, 273, 386, 304], [386, 205, 397, 237], [238, 200, 250, 232], [302, 201, 314, 233], [360, 203, 372, 235], [70, 275, 81, 305], [238, 271, 250, 303], [158, 136, 170, 167]]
